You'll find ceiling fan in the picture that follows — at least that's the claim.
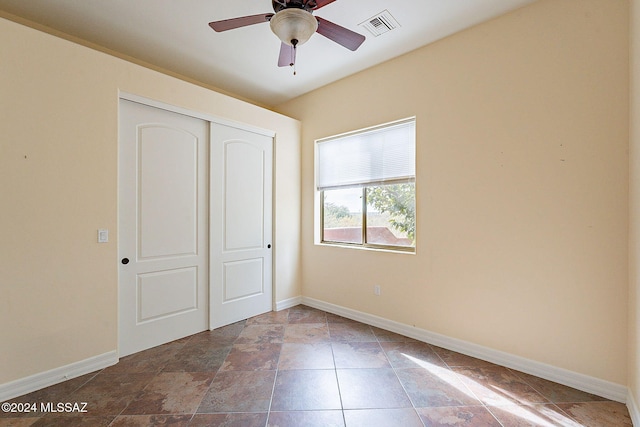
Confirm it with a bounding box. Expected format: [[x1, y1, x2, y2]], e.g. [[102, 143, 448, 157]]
[[208, 0, 366, 71]]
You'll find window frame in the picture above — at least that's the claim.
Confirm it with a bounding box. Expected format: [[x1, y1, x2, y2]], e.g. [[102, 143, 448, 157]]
[[316, 118, 416, 253]]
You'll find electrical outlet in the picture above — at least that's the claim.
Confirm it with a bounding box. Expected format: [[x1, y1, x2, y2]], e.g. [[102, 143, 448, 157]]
[[374, 285, 381, 296]]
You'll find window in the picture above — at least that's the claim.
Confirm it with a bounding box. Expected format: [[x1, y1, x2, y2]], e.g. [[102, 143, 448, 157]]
[[316, 118, 416, 251]]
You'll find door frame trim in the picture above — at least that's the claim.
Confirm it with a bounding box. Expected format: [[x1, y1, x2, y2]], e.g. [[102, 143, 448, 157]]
[[119, 92, 276, 138]]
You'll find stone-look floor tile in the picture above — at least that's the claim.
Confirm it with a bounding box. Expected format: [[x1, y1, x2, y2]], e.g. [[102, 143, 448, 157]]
[[185, 331, 237, 348], [122, 372, 214, 415], [102, 341, 185, 375], [32, 415, 116, 426], [396, 367, 481, 408], [162, 342, 232, 373], [5, 307, 633, 427], [332, 342, 391, 369], [416, 406, 502, 426], [453, 366, 549, 406], [1, 372, 100, 419], [557, 401, 633, 427], [488, 403, 580, 427], [283, 323, 331, 343], [71, 372, 155, 416], [431, 347, 499, 369], [271, 370, 342, 411], [182, 334, 237, 351], [246, 310, 290, 325], [28, 372, 99, 399], [190, 413, 269, 427], [197, 370, 276, 413], [267, 410, 345, 427], [219, 343, 281, 371], [0, 418, 41, 426], [371, 327, 418, 343], [278, 343, 335, 370], [235, 324, 285, 344], [109, 414, 192, 426], [287, 306, 327, 324], [212, 320, 247, 335], [511, 370, 608, 404], [344, 408, 423, 427], [326, 313, 361, 324], [188, 321, 245, 346], [329, 323, 377, 342], [337, 368, 412, 410], [381, 341, 447, 369]]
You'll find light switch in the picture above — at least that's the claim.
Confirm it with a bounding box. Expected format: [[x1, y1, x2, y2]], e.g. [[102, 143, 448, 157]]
[[98, 229, 109, 243]]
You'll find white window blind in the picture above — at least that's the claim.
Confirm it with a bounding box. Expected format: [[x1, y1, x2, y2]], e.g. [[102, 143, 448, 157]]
[[316, 118, 415, 190]]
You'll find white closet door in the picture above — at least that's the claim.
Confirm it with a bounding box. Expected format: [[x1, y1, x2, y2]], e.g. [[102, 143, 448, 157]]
[[210, 122, 273, 329], [118, 99, 208, 357]]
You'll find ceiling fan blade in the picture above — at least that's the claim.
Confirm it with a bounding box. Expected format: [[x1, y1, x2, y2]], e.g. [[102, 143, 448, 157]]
[[209, 13, 273, 32], [278, 42, 295, 67], [315, 17, 365, 51], [311, 0, 337, 10]]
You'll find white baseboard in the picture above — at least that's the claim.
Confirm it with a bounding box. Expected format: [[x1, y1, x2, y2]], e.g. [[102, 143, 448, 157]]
[[275, 296, 303, 311], [302, 297, 628, 404], [0, 351, 118, 402], [1, 302, 633, 419], [628, 389, 640, 427]]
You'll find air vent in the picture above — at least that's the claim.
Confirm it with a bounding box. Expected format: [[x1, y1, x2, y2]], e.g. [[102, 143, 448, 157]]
[[359, 10, 400, 37]]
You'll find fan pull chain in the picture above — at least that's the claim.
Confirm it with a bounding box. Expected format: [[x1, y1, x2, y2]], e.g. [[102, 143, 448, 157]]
[[293, 45, 297, 75], [290, 39, 298, 76]]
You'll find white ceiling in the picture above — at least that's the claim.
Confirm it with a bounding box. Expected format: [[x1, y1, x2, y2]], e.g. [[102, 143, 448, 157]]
[[0, 0, 536, 107]]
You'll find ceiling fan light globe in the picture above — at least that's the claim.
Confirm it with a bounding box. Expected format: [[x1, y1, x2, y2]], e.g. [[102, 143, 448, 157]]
[[269, 8, 318, 46]]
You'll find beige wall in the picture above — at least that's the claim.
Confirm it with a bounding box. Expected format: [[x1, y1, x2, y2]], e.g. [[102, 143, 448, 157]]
[[0, 16, 301, 384], [630, 0, 640, 409], [277, 0, 629, 385]]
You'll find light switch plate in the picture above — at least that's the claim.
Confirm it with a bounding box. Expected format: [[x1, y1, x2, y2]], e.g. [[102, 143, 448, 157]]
[[98, 229, 109, 243]]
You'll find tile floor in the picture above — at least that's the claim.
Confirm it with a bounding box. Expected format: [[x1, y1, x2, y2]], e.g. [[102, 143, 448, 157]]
[[0, 305, 633, 426]]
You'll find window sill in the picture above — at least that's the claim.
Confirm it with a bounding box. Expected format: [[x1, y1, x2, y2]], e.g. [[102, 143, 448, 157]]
[[317, 241, 416, 255]]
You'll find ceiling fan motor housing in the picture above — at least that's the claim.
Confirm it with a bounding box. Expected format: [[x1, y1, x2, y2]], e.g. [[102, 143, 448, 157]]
[[272, 0, 316, 13], [270, 8, 318, 46]]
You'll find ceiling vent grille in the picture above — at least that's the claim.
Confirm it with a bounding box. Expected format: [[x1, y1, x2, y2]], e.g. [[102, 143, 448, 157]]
[[359, 10, 400, 37]]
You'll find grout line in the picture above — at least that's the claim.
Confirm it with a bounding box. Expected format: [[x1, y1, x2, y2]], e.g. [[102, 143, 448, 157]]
[[9, 305, 630, 426], [504, 367, 592, 425], [265, 370, 278, 427], [380, 345, 426, 426], [424, 348, 506, 427], [264, 307, 291, 427], [328, 342, 348, 427]]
